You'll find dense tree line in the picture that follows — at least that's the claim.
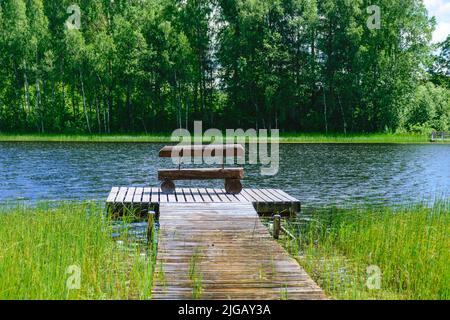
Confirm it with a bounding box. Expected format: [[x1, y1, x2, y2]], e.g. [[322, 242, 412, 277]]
[[0, 0, 448, 134]]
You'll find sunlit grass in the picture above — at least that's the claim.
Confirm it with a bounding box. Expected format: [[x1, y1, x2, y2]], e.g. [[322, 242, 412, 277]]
[[0, 132, 443, 144], [0, 202, 154, 300], [279, 132, 434, 144], [280, 201, 450, 300]]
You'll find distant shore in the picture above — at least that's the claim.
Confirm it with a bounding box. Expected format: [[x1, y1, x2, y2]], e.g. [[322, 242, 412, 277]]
[[0, 133, 447, 144]]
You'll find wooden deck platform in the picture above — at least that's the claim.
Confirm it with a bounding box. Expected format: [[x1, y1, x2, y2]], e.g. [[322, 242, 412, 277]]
[[152, 202, 326, 300], [107, 187, 301, 216]]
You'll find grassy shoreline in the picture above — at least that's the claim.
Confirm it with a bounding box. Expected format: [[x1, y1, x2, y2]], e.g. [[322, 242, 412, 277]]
[[0, 201, 448, 299], [0, 132, 446, 144], [280, 201, 450, 300], [0, 203, 154, 300]]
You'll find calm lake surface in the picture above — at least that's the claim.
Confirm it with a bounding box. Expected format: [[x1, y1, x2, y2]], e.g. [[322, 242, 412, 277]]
[[0, 142, 448, 207]]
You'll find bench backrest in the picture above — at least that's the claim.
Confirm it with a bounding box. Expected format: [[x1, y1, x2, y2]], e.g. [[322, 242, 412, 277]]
[[159, 144, 244, 158]]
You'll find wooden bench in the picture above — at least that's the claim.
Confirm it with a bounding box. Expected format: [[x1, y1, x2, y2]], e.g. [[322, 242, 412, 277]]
[[158, 144, 245, 194]]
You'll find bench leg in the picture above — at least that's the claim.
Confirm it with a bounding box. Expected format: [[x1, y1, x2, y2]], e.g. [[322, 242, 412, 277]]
[[161, 180, 175, 194], [225, 179, 243, 194]]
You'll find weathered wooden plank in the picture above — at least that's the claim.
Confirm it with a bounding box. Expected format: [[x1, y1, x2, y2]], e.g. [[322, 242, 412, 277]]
[[246, 188, 267, 202], [190, 188, 203, 202], [198, 188, 213, 203], [124, 187, 135, 203], [259, 188, 283, 202], [133, 187, 143, 203], [115, 187, 128, 203], [159, 188, 168, 203], [214, 189, 231, 202], [175, 188, 186, 203], [158, 168, 244, 181], [167, 191, 177, 203], [270, 189, 298, 202], [142, 187, 151, 203], [205, 188, 220, 202], [159, 144, 244, 158], [107, 187, 300, 216], [239, 189, 257, 202], [106, 187, 119, 203], [152, 202, 325, 300], [182, 188, 195, 202], [150, 187, 159, 203]]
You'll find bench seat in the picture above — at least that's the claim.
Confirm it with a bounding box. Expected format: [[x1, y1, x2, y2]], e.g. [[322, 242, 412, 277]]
[[158, 168, 244, 181], [159, 144, 244, 158]]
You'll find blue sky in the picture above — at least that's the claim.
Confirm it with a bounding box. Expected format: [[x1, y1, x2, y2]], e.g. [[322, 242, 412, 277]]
[[424, 0, 450, 43]]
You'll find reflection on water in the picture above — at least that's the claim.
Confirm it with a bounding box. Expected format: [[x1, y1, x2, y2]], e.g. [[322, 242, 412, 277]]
[[0, 142, 448, 207]]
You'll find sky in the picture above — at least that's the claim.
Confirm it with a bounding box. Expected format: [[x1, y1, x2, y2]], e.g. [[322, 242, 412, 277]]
[[424, 0, 450, 43]]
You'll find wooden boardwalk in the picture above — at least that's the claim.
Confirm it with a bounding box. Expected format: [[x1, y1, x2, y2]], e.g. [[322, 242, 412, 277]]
[[152, 202, 326, 300], [107, 187, 301, 215]]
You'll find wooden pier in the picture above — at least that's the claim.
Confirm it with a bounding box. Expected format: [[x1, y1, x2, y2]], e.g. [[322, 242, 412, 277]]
[[107, 187, 301, 216], [106, 187, 326, 300], [431, 131, 450, 142]]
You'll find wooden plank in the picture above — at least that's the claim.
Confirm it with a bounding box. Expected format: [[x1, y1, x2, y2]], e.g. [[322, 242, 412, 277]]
[[159, 188, 168, 203], [167, 192, 177, 203], [198, 188, 212, 203], [152, 202, 325, 300], [133, 187, 143, 203], [175, 188, 186, 203], [214, 189, 231, 202], [206, 188, 221, 202], [107, 187, 119, 203], [158, 168, 244, 181], [270, 189, 299, 202], [232, 191, 250, 203], [159, 144, 244, 158], [258, 188, 283, 202], [107, 187, 300, 216], [142, 187, 151, 203], [239, 189, 256, 202], [150, 187, 159, 203], [124, 187, 135, 203], [115, 187, 128, 203], [182, 188, 195, 202], [190, 188, 203, 202], [246, 188, 267, 202]]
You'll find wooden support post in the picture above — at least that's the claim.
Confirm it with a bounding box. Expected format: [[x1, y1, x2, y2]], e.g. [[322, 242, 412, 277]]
[[147, 210, 156, 245], [273, 214, 281, 240]]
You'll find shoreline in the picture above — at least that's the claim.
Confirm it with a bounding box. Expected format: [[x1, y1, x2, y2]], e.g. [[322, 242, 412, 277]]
[[0, 133, 447, 144]]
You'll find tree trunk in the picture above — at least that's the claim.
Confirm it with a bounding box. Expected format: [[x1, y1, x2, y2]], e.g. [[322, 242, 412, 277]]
[[23, 62, 30, 125], [80, 71, 91, 134], [337, 89, 347, 134]]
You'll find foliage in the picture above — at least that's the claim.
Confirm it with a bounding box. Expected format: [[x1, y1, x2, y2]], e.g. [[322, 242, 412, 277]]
[[0, 0, 447, 133], [401, 82, 450, 133], [0, 202, 154, 299], [281, 201, 450, 300]]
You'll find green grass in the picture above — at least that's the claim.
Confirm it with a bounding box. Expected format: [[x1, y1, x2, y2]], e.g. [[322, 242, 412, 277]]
[[1, 200, 449, 300], [0, 132, 444, 144], [0, 202, 154, 300], [280, 201, 450, 300]]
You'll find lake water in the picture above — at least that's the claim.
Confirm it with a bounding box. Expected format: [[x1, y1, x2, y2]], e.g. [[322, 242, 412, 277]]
[[0, 142, 448, 207]]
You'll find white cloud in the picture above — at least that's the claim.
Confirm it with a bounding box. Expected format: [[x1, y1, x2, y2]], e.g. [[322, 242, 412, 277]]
[[424, 0, 450, 43]]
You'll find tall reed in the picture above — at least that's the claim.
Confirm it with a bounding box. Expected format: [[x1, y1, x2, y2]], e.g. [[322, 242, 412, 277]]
[[0, 202, 154, 300], [281, 201, 450, 299]]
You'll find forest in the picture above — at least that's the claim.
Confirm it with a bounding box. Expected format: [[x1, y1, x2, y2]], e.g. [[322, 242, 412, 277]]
[[0, 0, 449, 134]]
